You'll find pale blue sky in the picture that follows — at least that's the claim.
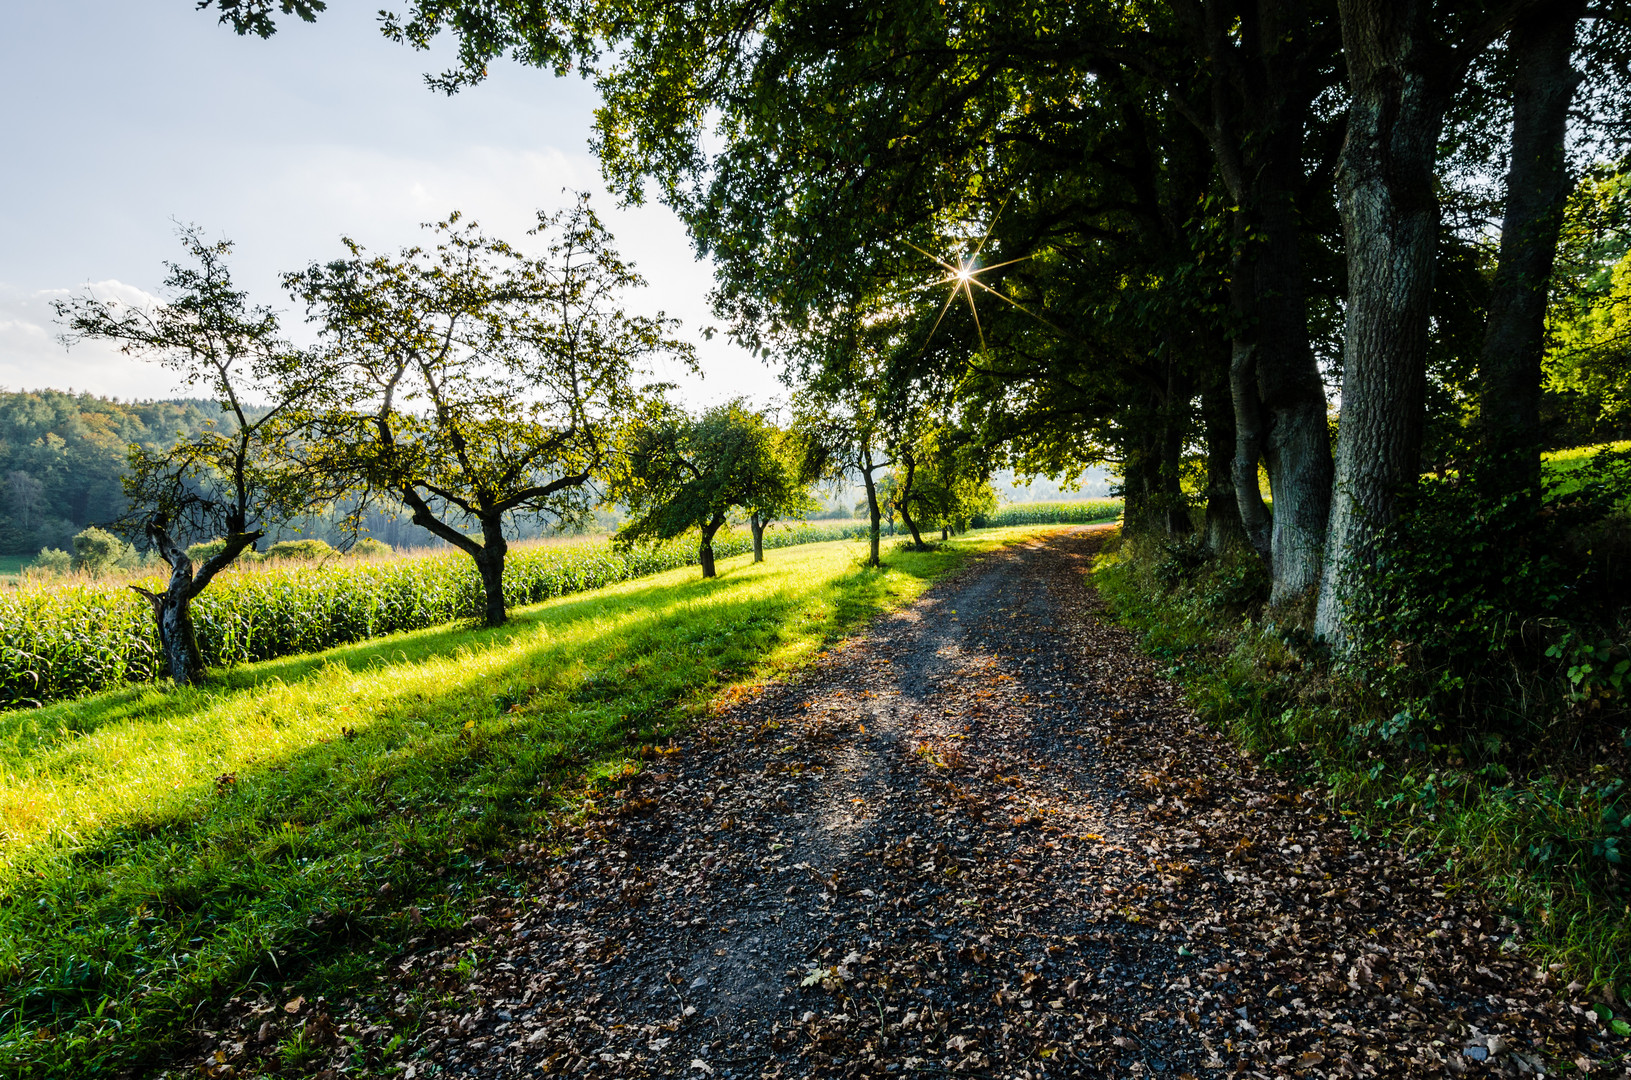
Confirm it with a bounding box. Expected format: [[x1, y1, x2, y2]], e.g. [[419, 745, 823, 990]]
[[0, 1, 774, 405]]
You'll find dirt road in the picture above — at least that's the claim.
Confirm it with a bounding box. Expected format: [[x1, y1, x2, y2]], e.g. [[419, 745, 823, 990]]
[[382, 528, 1614, 1079]]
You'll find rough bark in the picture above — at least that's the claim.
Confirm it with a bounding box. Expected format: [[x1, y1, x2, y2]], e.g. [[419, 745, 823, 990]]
[[398, 486, 514, 626], [1203, 375, 1247, 553], [1315, 0, 1448, 644], [1229, 342, 1275, 562], [473, 520, 510, 628], [132, 516, 259, 686], [1185, 0, 1334, 599], [699, 514, 724, 578], [1479, 1, 1585, 491], [749, 512, 766, 562], [1252, 193, 1333, 602]]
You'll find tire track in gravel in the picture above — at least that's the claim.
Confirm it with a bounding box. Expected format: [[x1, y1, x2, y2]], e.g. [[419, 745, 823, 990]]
[[305, 528, 1619, 1080]]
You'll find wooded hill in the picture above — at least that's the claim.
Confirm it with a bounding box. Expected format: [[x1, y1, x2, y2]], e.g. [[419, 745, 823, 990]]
[[0, 391, 225, 555]]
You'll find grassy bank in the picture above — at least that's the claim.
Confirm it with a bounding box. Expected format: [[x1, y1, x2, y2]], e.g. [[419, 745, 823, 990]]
[[0, 521, 869, 710], [0, 527, 1050, 1077], [1091, 529, 1631, 997]]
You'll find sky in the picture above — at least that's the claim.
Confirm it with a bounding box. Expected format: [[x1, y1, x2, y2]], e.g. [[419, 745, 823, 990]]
[[0, 1, 780, 407]]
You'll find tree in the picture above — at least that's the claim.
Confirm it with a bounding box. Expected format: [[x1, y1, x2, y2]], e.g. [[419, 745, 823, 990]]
[[745, 423, 819, 562], [289, 197, 691, 626], [1477, 1, 1588, 491], [1314, 2, 1551, 645], [790, 334, 896, 568], [53, 228, 325, 685], [904, 435, 997, 541], [611, 399, 802, 578]]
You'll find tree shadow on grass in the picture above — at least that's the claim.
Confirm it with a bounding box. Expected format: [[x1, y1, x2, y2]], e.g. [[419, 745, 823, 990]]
[[0, 544, 976, 1077]]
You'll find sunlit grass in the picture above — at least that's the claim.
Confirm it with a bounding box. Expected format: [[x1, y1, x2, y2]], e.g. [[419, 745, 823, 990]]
[[0, 526, 1053, 1077]]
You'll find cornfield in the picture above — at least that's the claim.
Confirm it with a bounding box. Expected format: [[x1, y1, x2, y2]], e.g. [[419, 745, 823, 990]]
[[975, 500, 1122, 527], [0, 522, 865, 709]]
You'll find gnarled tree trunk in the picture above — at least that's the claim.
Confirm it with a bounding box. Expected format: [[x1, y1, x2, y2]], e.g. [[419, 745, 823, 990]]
[[1480, 1, 1585, 493], [699, 513, 725, 578], [132, 516, 259, 686], [473, 519, 510, 628], [1234, 186, 1333, 602]]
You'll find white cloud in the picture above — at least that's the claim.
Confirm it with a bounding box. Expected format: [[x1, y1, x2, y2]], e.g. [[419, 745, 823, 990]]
[[0, 286, 185, 400]]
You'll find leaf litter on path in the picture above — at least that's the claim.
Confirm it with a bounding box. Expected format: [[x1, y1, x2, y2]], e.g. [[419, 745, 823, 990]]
[[185, 529, 1629, 1079]]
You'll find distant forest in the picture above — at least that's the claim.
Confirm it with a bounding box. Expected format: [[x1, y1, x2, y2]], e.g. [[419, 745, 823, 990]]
[[0, 390, 228, 555], [0, 389, 646, 557], [0, 389, 455, 556]]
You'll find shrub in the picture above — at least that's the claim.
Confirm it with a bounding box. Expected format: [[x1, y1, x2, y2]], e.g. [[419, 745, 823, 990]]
[[351, 537, 393, 559], [71, 527, 137, 577], [1351, 448, 1631, 751], [32, 548, 71, 576], [186, 538, 228, 563], [264, 538, 335, 561]]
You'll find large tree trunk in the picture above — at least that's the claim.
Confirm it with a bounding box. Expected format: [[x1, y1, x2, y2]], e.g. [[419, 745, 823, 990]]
[[1203, 374, 1247, 553], [474, 517, 510, 627], [861, 451, 883, 568], [132, 516, 258, 686], [1185, 0, 1332, 597], [1480, 1, 1585, 491], [698, 514, 724, 578], [1315, 1, 1448, 645], [749, 512, 766, 562], [1239, 188, 1334, 602], [1160, 365, 1194, 537]]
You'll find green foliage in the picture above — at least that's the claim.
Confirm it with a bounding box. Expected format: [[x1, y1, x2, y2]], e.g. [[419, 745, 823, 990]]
[[0, 391, 227, 555], [264, 538, 335, 561], [185, 538, 228, 564], [351, 537, 393, 558], [1350, 448, 1631, 748], [289, 199, 690, 562], [69, 527, 139, 577], [0, 529, 1038, 1076], [1544, 165, 1631, 446], [1095, 530, 1631, 993], [31, 548, 71, 576], [54, 228, 325, 550], [972, 500, 1122, 528], [0, 524, 866, 710], [612, 399, 810, 570]]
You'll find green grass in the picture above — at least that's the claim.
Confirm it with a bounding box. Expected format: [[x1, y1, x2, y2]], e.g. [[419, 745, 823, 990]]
[[0, 527, 1052, 1077], [1092, 530, 1631, 999], [0, 522, 872, 710], [0, 555, 29, 586], [1544, 440, 1631, 471]]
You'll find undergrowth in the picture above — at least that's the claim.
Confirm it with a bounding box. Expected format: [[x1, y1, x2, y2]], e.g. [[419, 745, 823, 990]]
[[1093, 526, 1631, 998], [0, 528, 1046, 1077]]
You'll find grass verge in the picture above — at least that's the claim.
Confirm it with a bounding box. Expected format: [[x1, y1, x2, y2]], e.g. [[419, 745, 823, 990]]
[[1090, 529, 1631, 1001], [0, 527, 1051, 1077]]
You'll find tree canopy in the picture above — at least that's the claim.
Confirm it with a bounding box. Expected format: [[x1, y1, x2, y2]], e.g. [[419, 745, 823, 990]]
[[288, 197, 693, 626]]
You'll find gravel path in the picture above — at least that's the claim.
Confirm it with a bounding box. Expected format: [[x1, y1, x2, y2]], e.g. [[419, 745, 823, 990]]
[[250, 528, 1626, 1079]]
